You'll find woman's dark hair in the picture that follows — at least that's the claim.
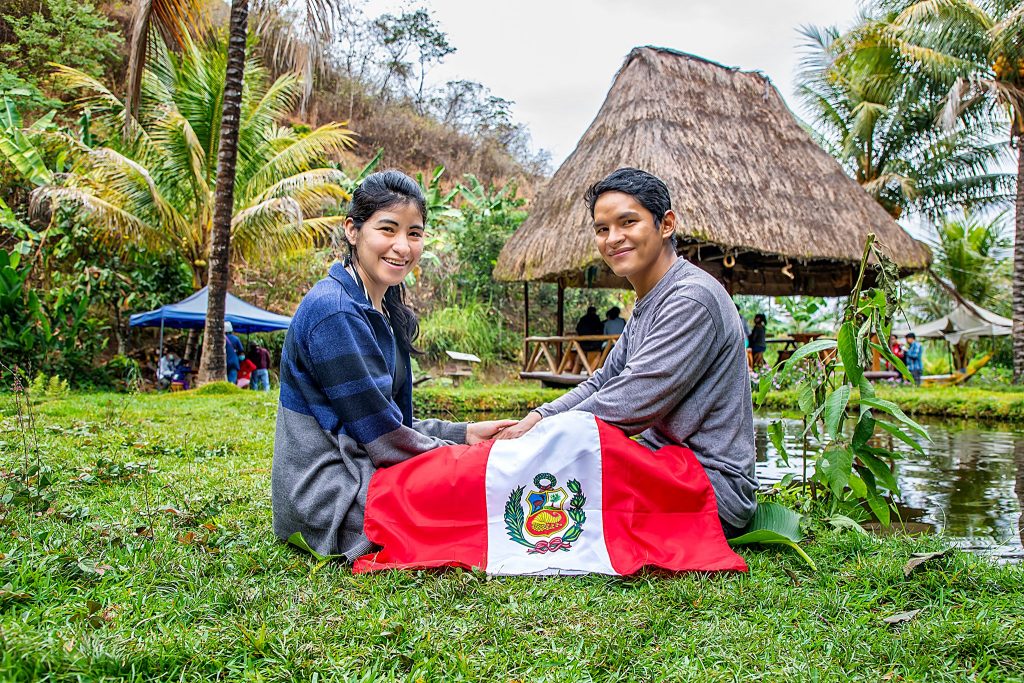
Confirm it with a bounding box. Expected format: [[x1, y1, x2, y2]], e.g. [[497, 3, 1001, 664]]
[[343, 170, 426, 354], [754, 313, 766, 325]]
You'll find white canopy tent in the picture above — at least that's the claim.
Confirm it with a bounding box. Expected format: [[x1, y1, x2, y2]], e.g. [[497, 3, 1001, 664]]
[[894, 300, 1011, 345]]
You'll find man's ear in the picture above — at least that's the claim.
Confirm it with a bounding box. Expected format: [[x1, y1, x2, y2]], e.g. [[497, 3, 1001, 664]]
[[660, 210, 678, 239]]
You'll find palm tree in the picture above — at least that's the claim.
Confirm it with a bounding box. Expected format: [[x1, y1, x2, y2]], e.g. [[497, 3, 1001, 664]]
[[798, 22, 1013, 219], [906, 211, 1012, 368], [123, 1, 343, 382], [853, 0, 1024, 380], [33, 34, 353, 304]]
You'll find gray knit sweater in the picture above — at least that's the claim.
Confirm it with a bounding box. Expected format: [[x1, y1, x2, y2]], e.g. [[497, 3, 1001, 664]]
[[534, 258, 758, 529]]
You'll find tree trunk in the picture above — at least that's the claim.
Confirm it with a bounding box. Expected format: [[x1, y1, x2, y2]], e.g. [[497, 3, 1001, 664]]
[[1014, 137, 1024, 383], [196, 0, 248, 385]]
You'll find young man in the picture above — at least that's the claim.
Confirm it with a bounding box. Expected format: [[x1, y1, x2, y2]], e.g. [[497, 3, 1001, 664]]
[[498, 168, 758, 535], [904, 332, 923, 385]]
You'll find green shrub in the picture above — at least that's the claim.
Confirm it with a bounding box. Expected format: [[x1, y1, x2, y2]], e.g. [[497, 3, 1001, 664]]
[[418, 301, 519, 366], [28, 373, 69, 399], [189, 382, 246, 396]]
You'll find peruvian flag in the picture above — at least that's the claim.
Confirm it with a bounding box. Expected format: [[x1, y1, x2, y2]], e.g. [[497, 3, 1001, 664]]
[[353, 411, 747, 575]]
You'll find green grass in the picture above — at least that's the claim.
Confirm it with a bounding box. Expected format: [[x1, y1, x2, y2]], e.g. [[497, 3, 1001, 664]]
[[762, 384, 1024, 421], [0, 390, 1021, 681]]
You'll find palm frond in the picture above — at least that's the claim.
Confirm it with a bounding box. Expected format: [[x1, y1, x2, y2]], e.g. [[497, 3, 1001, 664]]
[[125, 0, 209, 132], [244, 123, 355, 197]]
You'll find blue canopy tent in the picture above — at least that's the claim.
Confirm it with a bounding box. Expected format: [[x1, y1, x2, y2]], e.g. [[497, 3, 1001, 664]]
[[130, 287, 291, 360]]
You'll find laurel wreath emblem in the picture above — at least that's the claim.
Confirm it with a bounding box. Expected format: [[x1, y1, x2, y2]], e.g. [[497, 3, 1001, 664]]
[[504, 476, 586, 554]]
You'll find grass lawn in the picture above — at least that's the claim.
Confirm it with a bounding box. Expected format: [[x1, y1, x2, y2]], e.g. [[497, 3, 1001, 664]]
[[0, 388, 1021, 682]]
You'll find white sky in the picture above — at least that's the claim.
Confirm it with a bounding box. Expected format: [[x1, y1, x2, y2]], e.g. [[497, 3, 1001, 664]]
[[369, 0, 866, 165]]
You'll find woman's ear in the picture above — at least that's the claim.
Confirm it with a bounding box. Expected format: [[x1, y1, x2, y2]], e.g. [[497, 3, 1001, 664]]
[[343, 217, 358, 246]]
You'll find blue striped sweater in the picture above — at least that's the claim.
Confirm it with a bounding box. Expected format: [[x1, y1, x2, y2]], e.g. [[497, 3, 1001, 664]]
[[272, 262, 466, 558]]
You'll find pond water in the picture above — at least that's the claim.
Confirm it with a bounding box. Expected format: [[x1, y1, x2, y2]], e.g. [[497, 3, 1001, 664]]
[[756, 412, 1023, 562], [445, 409, 1024, 562]]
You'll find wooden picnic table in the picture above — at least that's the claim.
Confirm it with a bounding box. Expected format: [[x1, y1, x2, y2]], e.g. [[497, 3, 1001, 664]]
[[521, 334, 620, 383]]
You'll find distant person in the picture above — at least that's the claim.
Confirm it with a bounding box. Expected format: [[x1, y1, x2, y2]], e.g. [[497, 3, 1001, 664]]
[[737, 305, 753, 348], [157, 350, 179, 390], [887, 333, 905, 371], [250, 343, 272, 391], [904, 332, 923, 385], [575, 306, 604, 352], [237, 357, 256, 388], [224, 321, 245, 384], [603, 306, 626, 336], [748, 313, 767, 368]]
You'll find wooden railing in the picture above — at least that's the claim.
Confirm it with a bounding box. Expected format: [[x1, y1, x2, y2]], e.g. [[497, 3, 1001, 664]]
[[522, 334, 620, 376]]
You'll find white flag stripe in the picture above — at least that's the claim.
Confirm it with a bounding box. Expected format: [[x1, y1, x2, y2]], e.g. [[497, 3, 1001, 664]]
[[484, 411, 616, 576]]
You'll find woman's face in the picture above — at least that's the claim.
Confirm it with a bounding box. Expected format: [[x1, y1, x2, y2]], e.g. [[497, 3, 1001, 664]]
[[345, 201, 425, 294]]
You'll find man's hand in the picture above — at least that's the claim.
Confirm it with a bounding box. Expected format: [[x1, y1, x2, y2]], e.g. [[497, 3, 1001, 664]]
[[466, 419, 519, 445], [493, 411, 542, 440]]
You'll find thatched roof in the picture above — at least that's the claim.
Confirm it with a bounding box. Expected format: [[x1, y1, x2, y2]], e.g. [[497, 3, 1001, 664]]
[[494, 47, 931, 296]]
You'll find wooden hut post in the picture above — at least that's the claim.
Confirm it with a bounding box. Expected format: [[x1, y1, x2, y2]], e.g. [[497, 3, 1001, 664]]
[[556, 279, 565, 336], [523, 282, 530, 337]]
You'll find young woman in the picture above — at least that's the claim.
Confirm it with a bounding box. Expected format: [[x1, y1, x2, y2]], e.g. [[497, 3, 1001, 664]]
[[272, 170, 514, 560]]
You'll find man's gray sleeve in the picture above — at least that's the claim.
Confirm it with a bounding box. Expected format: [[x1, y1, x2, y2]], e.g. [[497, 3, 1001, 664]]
[[541, 295, 718, 435]]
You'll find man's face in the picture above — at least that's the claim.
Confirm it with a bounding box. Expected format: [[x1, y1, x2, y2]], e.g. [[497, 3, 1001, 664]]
[[592, 191, 670, 280], [905, 336, 914, 345]]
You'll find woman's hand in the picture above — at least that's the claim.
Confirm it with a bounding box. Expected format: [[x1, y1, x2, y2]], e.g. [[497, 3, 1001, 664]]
[[466, 419, 519, 445], [493, 411, 542, 440]]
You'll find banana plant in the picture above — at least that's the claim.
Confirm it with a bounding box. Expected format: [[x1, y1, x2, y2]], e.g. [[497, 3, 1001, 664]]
[[0, 96, 58, 187]]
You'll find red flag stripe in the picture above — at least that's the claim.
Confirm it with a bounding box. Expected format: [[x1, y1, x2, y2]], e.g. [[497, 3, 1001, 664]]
[[353, 441, 490, 573], [597, 419, 748, 574]]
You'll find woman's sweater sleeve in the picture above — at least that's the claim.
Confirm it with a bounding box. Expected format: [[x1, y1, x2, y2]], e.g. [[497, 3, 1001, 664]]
[[305, 312, 455, 467]]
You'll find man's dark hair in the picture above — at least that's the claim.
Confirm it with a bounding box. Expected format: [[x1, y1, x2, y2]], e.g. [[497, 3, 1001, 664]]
[[584, 168, 672, 224], [607, 306, 620, 319], [754, 313, 766, 325], [586, 306, 597, 315], [906, 332, 916, 340]]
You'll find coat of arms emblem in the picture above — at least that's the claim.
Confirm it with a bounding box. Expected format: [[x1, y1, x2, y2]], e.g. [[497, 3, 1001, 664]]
[[504, 473, 586, 554]]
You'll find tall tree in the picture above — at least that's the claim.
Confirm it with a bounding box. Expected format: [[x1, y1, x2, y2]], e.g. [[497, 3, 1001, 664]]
[[798, 22, 1013, 219], [196, 0, 249, 384], [857, 0, 1024, 380], [35, 37, 353, 303]]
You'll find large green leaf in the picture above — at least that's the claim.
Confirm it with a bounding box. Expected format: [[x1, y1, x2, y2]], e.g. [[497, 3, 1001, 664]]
[[767, 421, 789, 466], [837, 322, 863, 385], [780, 339, 837, 379], [874, 418, 925, 454], [855, 449, 901, 493], [818, 444, 853, 496], [852, 412, 876, 448], [823, 385, 851, 440], [729, 502, 817, 570], [858, 467, 891, 526], [858, 397, 929, 440]]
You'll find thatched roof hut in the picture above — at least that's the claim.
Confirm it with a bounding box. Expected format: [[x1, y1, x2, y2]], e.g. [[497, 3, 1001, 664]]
[[495, 47, 930, 297]]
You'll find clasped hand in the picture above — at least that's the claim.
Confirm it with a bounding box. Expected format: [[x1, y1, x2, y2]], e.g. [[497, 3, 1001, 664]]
[[466, 419, 519, 445]]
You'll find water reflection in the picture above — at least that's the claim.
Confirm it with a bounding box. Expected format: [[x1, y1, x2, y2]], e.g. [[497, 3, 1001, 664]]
[[440, 409, 1023, 560], [754, 413, 1024, 560]]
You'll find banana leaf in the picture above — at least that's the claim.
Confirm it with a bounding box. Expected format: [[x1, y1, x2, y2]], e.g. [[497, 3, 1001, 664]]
[[728, 501, 817, 570]]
